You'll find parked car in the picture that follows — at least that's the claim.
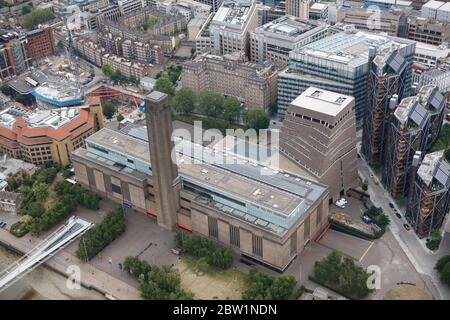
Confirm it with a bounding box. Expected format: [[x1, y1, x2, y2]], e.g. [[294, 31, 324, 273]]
[[339, 198, 348, 204], [389, 203, 395, 209], [0, 221, 6, 228], [403, 224, 411, 231], [395, 212, 402, 219], [361, 215, 372, 224], [335, 200, 346, 209]]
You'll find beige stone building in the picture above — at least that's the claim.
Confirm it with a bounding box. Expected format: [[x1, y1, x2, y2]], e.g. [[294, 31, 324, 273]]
[[181, 52, 278, 110], [102, 53, 150, 79], [280, 87, 359, 201], [286, 0, 310, 20], [73, 93, 330, 271]]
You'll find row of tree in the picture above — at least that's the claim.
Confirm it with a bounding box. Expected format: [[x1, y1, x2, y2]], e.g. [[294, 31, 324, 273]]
[[310, 251, 373, 299], [169, 87, 270, 131], [174, 231, 234, 270], [102, 64, 139, 85], [124, 256, 194, 300], [76, 206, 126, 261], [242, 268, 298, 300]]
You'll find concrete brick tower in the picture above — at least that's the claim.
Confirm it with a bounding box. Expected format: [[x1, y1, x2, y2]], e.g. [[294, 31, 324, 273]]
[[145, 91, 180, 230]]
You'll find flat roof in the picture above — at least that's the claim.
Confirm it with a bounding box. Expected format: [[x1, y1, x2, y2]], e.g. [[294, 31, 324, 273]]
[[212, 0, 254, 30], [289, 87, 354, 117], [84, 127, 327, 218], [292, 30, 415, 69], [422, 0, 445, 9]]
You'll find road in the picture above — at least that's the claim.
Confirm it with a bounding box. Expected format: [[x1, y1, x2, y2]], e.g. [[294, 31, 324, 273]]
[[357, 144, 450, 300]]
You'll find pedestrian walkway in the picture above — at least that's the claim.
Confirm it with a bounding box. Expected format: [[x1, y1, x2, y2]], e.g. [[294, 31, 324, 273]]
[[0, 228, 141, 300]]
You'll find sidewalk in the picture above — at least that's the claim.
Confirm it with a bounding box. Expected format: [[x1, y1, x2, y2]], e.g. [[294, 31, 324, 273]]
[[0, 229, 142, 300]]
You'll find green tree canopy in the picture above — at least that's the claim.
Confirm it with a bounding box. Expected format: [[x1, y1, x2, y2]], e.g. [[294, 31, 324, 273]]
[[171, 88, 196, 115], [440, 263, 450, 286], [242, 268, 297, 300], [222, 96, 241, 122], [34, 183, 49, 202], [102, 64, 113, 77], [436, 255, 450, 272], [102, 101, 116, 119], [23, 8, 55, 30], [154, 76, 175, 96], [198, 91, 224, 118], [243, 109, 270, 131]]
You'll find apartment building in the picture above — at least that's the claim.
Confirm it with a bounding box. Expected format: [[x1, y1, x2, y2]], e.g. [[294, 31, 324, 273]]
[[280, 87, 358, 201], [181, 52, 278, 110], [250, 16, 328, 67], [25, 27, 56, 61], [361, 47, 413, 167], [119, 6, 187, 36], [0, 30, 31, 81], [72, 92, 330, 271], [0, 97, 104, 166], [277, 29, 416, 127], [102, 53, 151, 79], [73, 36, 107, 67], [122, 40, 164, 64], [209, 0, 260, 56], [286, 0, 309, 20], [408, 16, 450, 46], [406, 150, 450, 238], [418, 68, 450, 93]]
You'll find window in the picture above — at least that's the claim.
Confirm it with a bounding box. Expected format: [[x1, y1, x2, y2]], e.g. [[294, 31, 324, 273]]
[[290, 232, 297, 256], [208, 216, 218, 239], [230, 225, 240, 248], [111, 183, 122, 194], [127, 159, 134, 164], [252, 234, 263, 257]]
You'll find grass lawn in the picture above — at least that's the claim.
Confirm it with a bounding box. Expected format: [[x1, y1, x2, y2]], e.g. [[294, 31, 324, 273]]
[[174, 255, 246, 300], [384, 284, 432, 300]]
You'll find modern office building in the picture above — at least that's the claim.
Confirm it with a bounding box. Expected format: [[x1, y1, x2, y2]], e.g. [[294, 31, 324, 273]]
[[418, 68, 450, 93], [407, 16, 450, 46], [250, 16, 328, 67], [181, 52, 278, 110], [208, 0, 260, 56], [25, 27, 56, 61], [414, 42, 450, 69], [406, 150, 450, 238], [0, 97, 104, 166], [73, 92, 330, 271], [336, 5, 408, 37], [280, 87, 358, 201], [381, 85, 445, 197], [286, 0, 309, 19], [277, 29, 416, 126], [421, 0, 450, 23], [309, 3, 328, 21]]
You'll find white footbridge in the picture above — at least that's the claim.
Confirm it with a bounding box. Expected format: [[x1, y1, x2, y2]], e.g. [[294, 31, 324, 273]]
[[0, 216, 94, 292]]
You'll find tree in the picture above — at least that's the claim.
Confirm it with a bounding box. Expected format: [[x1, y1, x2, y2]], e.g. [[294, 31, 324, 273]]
[[435, 255, 450, 272], [21, 202, 45, 218], [440, 263, 450, 286], [102, 64, 113, 78], [116, 114, 124, 122], [198, 91, 224, 118], [242, 268, 297, 300], [222, 96, 241, 122], [23, 8, 55, 30], [268, 101, 278, 117], [171, 88, 196, 115], [21, 5, 32, 15], [102, 101, 116, 119], [362, 179, 369, 191], [0, 84, 11, 96], [34, 183, 49, 202], [154, 76, 175, 96], [147, 16, 158, 27], [243, 109, 270, 130]]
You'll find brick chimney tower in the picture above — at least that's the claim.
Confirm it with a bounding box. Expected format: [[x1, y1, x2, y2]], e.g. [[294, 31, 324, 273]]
[[145, 91, 180, 230]]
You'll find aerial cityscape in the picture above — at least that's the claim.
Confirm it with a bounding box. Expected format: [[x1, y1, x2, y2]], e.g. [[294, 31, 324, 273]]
[[0, 0, 449, 305]]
